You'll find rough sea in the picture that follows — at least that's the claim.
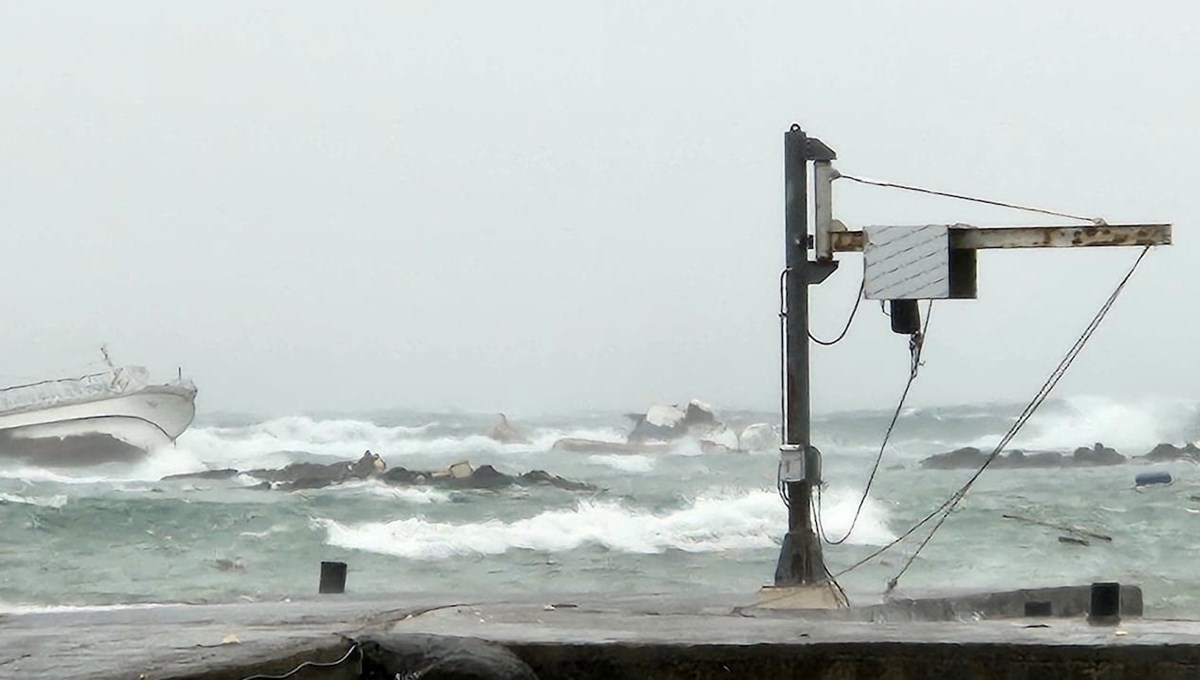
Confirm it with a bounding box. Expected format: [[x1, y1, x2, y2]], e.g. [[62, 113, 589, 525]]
[[2, 396, 1198, 616]]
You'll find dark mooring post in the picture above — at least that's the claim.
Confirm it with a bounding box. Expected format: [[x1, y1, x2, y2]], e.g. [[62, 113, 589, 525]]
[[773, 125, 831, 587]]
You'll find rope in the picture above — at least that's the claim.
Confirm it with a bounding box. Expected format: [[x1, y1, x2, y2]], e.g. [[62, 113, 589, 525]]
[[834, 245, 1153, 583], [237, 643, 360, 680], [836, 173, 1105, 225], [810, 279, 865, 346], [817, 301, 932, 546]]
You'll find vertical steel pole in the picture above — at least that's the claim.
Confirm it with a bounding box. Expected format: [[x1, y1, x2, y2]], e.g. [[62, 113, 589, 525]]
[[774, 125, 828, 586]]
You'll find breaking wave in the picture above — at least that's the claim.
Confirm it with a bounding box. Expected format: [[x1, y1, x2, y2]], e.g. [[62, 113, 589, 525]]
[[0, 491, 68, 508], [176, 416, 626, 469], [967, 395, 1199, 453], [316, 488, 893, 560]]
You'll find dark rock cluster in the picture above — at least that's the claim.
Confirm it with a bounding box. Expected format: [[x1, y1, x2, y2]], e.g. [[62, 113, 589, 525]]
[[162, 451, 596, 493], [920, 442, 1199, 470]]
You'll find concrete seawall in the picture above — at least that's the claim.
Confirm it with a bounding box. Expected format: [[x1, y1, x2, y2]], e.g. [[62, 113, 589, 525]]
[[3, 587, 1197, 679]]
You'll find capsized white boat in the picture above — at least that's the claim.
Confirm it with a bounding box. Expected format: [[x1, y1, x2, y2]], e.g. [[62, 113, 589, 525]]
[[0, 361, 197, 467]]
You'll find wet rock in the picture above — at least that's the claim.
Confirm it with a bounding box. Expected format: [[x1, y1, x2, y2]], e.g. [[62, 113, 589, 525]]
[[247, 451, 383, 490], [920, 447, 986, 470], [1142, 442, 1200, 462], [359, 634, 537, 680], [460, 464, 511, 489], [920, 444, 1122, 470], [166, 453, 596, 494], [1072, 443, 1125, 466], [518, 469, 595, 492], [381, 462, 596, 492]]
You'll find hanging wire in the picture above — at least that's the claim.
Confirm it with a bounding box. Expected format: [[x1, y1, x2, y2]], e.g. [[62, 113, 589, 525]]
[[836, 173, 1105, 225], [817, 300, 932, 546], [834, 245, 1153, 584], [810, 278, 866, 346]]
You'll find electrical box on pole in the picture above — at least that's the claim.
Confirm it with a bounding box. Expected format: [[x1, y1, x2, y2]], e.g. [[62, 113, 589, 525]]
[[759, 124, 1171, 610]]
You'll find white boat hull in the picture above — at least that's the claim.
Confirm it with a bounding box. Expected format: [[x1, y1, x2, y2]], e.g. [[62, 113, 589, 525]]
[[0, 385, 196, 466]]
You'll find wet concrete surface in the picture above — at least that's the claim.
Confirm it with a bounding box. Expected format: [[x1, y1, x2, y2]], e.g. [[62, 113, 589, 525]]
[[3, 590, 1199, 679]]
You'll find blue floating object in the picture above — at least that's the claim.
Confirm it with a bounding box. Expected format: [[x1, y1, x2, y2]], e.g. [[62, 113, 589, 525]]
[[1135, 470, 1173, 487]]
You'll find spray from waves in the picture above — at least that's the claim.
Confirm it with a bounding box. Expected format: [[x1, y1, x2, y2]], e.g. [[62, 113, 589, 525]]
[[315, 488, 894, 560], [814, 485, 896, 546], [0, 443, 208, 484], [964, 395, 1199, 454], [0, 415, 629, 485], [0, 491, 68, 508], [178, 415, 628, 469]]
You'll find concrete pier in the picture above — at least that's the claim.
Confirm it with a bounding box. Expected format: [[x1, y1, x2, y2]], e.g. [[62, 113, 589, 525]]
[[2, 586, 1198, 679]]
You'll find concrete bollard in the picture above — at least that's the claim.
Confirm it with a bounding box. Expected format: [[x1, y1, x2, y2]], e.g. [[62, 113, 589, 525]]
[[1088, 582, 1120, 625], [319, 561, 347, 594]]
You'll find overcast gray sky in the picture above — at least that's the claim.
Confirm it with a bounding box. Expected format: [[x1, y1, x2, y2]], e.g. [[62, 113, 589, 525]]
[[0, 2, 1194, 416]]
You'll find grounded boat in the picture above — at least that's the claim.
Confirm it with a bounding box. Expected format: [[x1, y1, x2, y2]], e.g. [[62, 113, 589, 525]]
[[0, 362, 196, 467]]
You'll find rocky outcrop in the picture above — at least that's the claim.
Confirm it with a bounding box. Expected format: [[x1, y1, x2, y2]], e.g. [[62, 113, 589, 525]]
[[920, 443, 1127, 470], [382, 461, 596, 492], [1072, 443, 1124, 466], [1142, 442, 1200, 462], [243, 451, 386, 490], [162, 452, 596, 493], [917, 441, 1200, 470]]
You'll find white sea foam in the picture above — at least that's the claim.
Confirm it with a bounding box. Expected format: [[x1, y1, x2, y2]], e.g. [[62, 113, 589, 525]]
[[319, 479, 450, 504], [316, 488, 893, 560], [586, 454, 656, 473], [0, 491, 68, 508]]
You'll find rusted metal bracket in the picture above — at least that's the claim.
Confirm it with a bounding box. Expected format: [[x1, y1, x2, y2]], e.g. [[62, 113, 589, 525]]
[[831, 223, 1172, 253]]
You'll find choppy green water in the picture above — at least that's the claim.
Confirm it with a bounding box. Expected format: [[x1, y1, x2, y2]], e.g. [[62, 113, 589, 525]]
[[2, 397, 1198, 616]]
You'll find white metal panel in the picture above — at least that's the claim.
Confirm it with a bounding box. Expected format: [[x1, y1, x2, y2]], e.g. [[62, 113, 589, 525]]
[[863, 224, 951, 300]]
